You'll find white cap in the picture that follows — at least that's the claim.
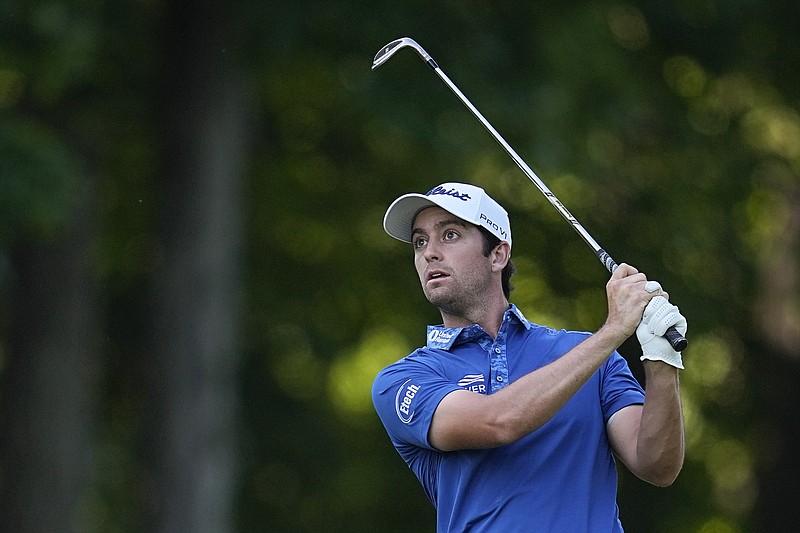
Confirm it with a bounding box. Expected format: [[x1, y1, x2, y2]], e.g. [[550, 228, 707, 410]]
[[383, 182, 511, 247]]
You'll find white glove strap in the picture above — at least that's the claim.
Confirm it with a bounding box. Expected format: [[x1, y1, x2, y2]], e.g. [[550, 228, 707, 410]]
[[641, 347, 685, 370]]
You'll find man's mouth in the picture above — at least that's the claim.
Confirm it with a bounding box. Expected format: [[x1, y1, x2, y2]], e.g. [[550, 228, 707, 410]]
[[427, 270, 449, 282]]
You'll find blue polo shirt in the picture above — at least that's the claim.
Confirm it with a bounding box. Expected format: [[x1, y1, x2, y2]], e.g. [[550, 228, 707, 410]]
[[372, 305, 645, 532]]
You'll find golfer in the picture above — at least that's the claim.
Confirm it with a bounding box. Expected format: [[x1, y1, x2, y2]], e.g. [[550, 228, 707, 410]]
[[372, 182, 687, 532]]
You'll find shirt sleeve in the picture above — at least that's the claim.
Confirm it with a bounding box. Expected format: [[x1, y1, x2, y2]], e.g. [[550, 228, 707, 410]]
[[371, 350, 462, 452], [599, 351, 646, 425]]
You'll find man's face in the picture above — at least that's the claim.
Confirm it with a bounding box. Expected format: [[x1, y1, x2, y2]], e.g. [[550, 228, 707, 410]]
[[411, 206, 495, 317]]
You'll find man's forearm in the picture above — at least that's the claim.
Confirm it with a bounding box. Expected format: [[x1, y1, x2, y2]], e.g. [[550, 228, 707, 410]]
[[635, 361, 685, 486]]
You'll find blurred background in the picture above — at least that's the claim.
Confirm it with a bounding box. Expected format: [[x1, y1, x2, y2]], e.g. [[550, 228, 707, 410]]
[[1, 0, 798, 531]]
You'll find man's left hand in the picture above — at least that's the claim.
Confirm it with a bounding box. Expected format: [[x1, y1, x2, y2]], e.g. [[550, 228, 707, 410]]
[[636, 287, 687, 370]]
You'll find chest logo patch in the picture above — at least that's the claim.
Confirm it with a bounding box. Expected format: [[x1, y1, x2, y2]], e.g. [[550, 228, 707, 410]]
[[458, 373, 487, 393]]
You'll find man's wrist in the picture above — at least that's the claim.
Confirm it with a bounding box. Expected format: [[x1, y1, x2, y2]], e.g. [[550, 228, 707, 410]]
[[594, 322, 631, 351]]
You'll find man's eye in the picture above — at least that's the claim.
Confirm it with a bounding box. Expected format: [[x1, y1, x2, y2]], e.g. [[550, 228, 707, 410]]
[[413, 237, 427, 249], [444, 230, 458, 240]]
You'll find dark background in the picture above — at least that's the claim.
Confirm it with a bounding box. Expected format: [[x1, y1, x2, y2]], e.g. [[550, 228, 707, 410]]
[[2, 1, 799, 531]]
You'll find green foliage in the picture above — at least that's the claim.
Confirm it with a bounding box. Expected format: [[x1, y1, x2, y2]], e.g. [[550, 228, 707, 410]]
[[0, 113, 82, 240], [3, 0, 800, 531]]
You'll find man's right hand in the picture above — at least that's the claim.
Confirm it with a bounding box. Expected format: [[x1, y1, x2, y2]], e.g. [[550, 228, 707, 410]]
[[603, 263, 654, 343]]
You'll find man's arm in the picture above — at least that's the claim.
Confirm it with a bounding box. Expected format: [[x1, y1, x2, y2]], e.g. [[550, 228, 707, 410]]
[[607, 291, 687, 485], [606, 362, 684, 487], [429, 324, 630, 450], [429, 263, 651, 452]]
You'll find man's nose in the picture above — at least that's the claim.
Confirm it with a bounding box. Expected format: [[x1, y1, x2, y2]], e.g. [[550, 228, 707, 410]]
[[423, 241, 441, 262]]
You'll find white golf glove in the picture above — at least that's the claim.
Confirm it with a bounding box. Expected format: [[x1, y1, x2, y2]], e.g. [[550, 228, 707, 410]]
[[636, 282, 687, 369]]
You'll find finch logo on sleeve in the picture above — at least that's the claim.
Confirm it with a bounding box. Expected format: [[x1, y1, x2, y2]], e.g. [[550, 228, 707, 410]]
[[395, 379, 421, 424]]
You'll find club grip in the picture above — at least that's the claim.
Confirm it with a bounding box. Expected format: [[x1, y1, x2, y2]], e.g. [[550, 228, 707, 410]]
[[596, 249, 688, 351], [664, 326, 687, 352]]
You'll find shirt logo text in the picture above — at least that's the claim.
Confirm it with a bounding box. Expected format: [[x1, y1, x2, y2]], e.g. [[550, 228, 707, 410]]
[[395, 379, 420, 424]]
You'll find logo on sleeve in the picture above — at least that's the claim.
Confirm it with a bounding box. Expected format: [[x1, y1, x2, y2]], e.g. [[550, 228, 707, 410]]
[[395, 379, 421, 424]]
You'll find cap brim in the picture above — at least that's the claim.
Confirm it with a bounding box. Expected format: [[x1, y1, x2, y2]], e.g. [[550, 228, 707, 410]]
[[383, 194, 439, 243]]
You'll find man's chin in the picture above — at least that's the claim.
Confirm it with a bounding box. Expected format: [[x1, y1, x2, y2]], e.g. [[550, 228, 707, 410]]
[[423, 289, 446, 307], [425, 293, 463, 317], [425, 295, 444, 310]]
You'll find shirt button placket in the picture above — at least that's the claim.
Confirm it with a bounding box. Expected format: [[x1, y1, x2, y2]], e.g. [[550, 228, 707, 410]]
[[490, 344, 509, 393]]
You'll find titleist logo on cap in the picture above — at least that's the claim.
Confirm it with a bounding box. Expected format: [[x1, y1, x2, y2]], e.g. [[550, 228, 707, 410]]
[[426, 186, 471, 201]]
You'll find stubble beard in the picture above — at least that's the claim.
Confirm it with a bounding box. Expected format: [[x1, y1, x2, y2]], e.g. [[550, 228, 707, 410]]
[[426, 289, 467, 319], [423, 275, 490, 322]]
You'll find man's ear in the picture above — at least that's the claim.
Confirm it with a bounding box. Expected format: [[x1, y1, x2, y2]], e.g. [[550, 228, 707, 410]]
[[491, 242, 511, 272]]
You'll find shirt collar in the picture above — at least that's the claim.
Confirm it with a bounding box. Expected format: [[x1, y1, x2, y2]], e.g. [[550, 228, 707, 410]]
[[425, 304, 532, 350]]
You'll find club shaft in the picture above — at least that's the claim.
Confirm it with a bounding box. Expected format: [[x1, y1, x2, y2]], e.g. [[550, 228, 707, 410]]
[[427, 60, 617, 272], [381, 40, 687, 352]]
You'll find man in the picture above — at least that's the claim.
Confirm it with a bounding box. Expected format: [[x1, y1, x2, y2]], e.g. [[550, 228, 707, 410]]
[[372, 182, 687, 532]]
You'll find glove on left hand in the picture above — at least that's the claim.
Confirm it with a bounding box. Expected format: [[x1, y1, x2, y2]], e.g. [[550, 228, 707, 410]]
[[636, 293, 687, 369]]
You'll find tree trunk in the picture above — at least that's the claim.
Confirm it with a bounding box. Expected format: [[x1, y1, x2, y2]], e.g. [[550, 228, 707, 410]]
[[753, 180, 800, 528], [0, 186, 97, 533], [143, 2, 249, 532]]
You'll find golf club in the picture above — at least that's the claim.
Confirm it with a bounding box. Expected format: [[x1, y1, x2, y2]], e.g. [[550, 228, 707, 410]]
[[372, 37, 687, 352]]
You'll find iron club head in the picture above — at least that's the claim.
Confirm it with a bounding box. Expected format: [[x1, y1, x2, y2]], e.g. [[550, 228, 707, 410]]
[[372, 37, 433, 70]]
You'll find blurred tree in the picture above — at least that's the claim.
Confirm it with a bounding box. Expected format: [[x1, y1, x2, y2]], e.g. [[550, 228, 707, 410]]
[[140, 2, 250, 533], [1, 1, 799, 532], [0, 2, 102, 531], [0, 182, 98, 533]]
